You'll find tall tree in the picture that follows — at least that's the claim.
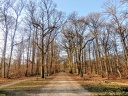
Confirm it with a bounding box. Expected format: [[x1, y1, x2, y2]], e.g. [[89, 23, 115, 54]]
[[103, 0, 128, 63], [7, 0, 24, 78], [27, 0, 65, 78], [86, 12, 104, 76], [0, 0, 13, 78]]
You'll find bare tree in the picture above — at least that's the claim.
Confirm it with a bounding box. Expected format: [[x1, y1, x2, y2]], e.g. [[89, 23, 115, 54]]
[[0, 0, 14, 78], [86, 12, 105, 76], [62, 13, 94, 77], [103, 0, 128, 63], [26, 0, 65, 78], [62, 24, 75, 74], [7, 0, 24, 78]]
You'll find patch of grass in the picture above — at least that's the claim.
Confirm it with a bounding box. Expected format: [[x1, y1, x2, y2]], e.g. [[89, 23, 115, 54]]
[[3, 80, 48, 90], [81, 83, 128, 95], [0, 94, 6, 96], [0, 90, 16, 96], [82, 84, 120, 92], [0, 90, 6, 96], [0, 80, 49, 96], [1, 76, 55, 95]]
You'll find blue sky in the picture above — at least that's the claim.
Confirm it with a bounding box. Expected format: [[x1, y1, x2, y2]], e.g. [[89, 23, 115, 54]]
[[53, 0, 108, 16]]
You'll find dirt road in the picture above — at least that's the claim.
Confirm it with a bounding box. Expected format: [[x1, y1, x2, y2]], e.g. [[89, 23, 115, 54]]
[[26, 72, 92, 96]]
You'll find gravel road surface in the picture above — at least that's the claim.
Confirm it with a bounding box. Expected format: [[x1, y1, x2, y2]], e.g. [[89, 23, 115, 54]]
[[26, 72, 92, 96]]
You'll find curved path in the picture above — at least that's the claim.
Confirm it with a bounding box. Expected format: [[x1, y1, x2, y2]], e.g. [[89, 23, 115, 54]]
[[26, 72, 92, 96]]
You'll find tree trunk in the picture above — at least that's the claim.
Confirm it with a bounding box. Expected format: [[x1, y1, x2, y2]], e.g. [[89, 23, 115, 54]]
[[46, 52, 49, 76], [31, 32, 36, 76], [41, 38, 45, 78], [104, 52, 108, 78], [2, 16, 8, 78], [25, 30, 31, 77], [119, 29, 128, 63], [50, 41, 54, 75]]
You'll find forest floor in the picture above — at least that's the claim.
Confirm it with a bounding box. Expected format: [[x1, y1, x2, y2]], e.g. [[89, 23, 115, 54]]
[[0, 72, 92, 96], [0, 72, 128, 96], [70, 73, 128, 95]]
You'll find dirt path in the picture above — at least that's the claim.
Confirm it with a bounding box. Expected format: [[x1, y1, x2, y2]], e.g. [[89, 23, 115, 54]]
[[26, 72, 92, 96]]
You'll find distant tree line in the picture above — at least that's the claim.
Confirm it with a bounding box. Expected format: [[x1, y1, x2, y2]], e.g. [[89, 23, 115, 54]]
[[61, 0, 128, 79], [0, 0, 64, 78], [0, 0, 127, 79]]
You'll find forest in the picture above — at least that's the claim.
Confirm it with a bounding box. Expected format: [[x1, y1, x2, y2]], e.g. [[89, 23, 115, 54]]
[[0, 0, 128, 80]]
